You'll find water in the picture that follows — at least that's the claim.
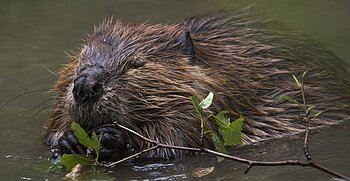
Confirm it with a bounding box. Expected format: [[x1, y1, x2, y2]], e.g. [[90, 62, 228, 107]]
[[0, 0, 349, 180]]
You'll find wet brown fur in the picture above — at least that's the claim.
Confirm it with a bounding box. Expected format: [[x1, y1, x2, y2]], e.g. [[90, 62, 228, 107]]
[[45, 10, 350, 159]]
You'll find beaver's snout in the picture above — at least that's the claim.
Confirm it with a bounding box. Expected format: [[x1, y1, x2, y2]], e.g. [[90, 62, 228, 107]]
[[73, 75, 103, 104]]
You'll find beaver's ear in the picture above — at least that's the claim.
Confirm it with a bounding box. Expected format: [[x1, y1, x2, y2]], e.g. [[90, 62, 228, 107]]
[[181, 31, 195, 59]]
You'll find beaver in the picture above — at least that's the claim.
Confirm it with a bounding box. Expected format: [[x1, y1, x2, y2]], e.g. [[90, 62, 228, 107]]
[[45, 10, 350, 160]]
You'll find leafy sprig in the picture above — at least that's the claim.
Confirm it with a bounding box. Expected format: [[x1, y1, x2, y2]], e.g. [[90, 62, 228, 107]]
[[191, 92, 244, 162], [61, 122, 101, 171]]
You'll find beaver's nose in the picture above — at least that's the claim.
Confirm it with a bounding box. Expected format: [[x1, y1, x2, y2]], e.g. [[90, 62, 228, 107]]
[[73, 76, 103, 104]]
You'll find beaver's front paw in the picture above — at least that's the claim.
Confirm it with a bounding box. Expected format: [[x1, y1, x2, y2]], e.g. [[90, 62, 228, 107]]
[[95, 127, 127, 161], [57, 130, 86, 155]]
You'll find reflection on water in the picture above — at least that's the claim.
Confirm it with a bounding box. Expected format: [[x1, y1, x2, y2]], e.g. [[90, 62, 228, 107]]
[[0, 0, 349, 180]]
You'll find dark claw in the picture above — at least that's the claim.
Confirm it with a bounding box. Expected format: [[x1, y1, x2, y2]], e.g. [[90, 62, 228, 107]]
[[95, 127, 127, 161], [99, 147, 124, 161], [58, 137, 74, 154], [58, 130, 86, 155], [65, 131, 79, 146], [56, 127, 126, 161]]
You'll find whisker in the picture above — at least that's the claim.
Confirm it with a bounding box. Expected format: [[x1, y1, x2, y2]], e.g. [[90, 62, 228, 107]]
[[33, 105, 53, 119], [46, 69, 59, 77], [0, 88, 51, 110], [23, 98, 55, 114]]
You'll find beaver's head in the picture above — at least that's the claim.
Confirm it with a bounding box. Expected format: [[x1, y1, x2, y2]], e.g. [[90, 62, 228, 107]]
[[66, 20, 202, 131]]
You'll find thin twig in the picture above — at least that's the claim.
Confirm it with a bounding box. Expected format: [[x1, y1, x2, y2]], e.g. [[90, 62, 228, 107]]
[[102, 145, 158, 168], [200, 114, 209, 148], [300, 74, 312, 161], [101, 122, 349, 180], [244, 164, 253, 174]]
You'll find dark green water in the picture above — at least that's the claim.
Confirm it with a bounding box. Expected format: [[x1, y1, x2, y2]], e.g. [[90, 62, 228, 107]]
[[0, 0, 349, 180]]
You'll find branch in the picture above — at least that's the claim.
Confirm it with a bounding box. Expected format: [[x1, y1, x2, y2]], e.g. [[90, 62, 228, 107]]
[[101, 145, 158, 168], [300, 74, 312, 161], [100, 122, 349, 180]]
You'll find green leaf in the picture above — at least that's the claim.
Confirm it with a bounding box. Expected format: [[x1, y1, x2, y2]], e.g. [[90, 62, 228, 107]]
[[279, 95, 300, 105], [217, 116, 244, 146], [307, 105, 316, 114], [71, 122, 92, 148], [302, 71, 308, 79], [314, 111, 322, 118], [61, 154, 95, 171], [226, 116, 244, 146], [293, 75, 301, 88], [212, 111, 230, 127], [213, 112, 244, 147], [91, 132, 100, 158], [204, 130, 213, 135], [210, 132, 227, 162], [199, 92, 214, 110], [71, 122, 101, 155], [190, 95, 202, 114]]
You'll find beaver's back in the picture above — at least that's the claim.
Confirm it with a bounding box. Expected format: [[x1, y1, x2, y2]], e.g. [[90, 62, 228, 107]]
[[184, 12, 350, 143]]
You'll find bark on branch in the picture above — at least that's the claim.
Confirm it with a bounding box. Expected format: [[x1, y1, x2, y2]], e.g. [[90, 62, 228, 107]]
[[99, 122, 349, 180]]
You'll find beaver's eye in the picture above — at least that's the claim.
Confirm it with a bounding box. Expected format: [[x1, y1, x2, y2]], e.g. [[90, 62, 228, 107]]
[[102, 36, 113, 46], [130, 60, 146, 69]]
